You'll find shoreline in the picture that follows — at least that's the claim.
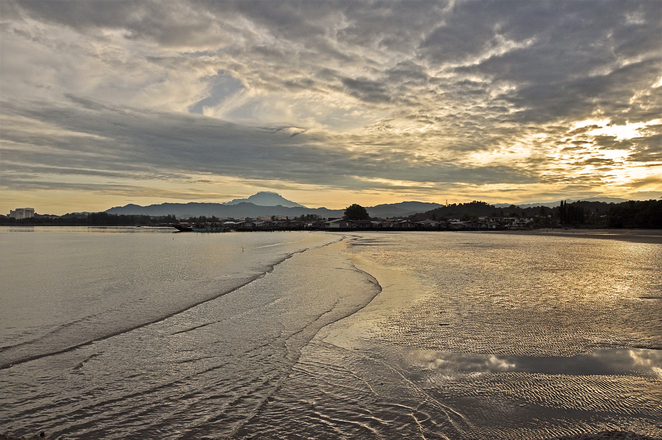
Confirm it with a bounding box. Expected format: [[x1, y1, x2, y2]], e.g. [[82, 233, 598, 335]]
[[488, 228, 662, 244]]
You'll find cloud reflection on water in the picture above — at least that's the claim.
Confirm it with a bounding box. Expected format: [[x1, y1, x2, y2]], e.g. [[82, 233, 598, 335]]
[[407, 348, 662, 379]]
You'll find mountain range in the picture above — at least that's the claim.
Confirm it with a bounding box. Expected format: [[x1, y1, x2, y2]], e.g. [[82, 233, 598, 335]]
[[494, 197, 629, 209], [105, 192, 444, 219]]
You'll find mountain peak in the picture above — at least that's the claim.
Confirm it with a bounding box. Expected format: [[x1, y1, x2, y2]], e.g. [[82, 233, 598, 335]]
[[224, 192, 305, 208]]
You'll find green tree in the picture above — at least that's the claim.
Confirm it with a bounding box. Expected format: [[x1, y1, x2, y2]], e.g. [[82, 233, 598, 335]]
[[559, 200, 585, 226], [344, 204, 370, 220]]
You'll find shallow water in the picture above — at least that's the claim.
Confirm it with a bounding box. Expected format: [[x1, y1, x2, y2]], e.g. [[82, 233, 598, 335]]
[[1, 227, 338, 367], [1, 228, 661, 439], [311, 231, 662, 439]]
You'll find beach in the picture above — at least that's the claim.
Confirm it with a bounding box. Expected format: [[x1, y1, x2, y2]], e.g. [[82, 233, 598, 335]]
[[1, 228, 661, 439]]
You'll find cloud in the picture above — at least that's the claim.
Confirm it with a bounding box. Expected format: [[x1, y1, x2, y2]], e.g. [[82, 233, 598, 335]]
[[341, 77, 392, 104], [1, 0, 661, 211], [1, 95, 541, 190]]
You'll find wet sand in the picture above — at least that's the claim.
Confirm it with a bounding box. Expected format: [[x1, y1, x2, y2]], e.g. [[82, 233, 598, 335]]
[[2, 431, 660, 439], [498, 228, 662, 244], [1, 435, 49, 440], [311, 232, 662, 438], [2, 231, 660, 439]]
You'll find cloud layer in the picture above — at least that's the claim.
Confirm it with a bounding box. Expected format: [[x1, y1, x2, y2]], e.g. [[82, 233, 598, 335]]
[[1, 0, 661, 212]]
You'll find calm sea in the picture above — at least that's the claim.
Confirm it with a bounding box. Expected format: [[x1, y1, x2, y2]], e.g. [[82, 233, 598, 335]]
[[1, 227, 661, 439]]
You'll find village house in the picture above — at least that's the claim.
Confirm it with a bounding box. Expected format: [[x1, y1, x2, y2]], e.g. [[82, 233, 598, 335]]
[[324, 218, 352, 229]]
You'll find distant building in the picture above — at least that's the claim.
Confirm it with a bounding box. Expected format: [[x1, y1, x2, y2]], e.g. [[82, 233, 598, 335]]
[[325, 218, 351, 229], [9, 208, 35, 219]]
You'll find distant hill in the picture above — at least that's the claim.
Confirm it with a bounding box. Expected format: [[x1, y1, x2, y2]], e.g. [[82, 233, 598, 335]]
[[106, 202, 343, 218], [104, 195, 658, 220], [105, 193, 444, 219], [495, 202, 558, 209], [495, 197, 629, 209], [368, 201, 443, 218], [224, 191, 304, 208], [425, 201, 503, 219]]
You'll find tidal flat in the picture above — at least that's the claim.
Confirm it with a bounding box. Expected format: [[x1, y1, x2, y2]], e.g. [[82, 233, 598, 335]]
[[1, 228, 660, 439]]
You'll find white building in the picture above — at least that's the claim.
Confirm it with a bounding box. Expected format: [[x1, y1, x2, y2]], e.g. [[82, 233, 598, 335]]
[[9, 208, 35, 219]]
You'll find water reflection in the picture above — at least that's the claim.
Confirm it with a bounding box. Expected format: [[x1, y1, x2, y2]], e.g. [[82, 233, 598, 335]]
[[0, 226, 174, 233], [407, 348, 662, 379]]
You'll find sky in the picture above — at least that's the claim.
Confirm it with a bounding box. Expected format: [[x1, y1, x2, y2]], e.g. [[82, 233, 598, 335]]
[[1, 0, 661, 215]]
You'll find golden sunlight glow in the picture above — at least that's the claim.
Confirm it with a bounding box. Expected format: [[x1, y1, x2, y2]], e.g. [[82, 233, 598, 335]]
[[2, 2, 661, 213], [600, 149, 630, 161], [572, 118, 611, 130], [356, 176, 437, 188], [584, 118, 661, 141], [588, 122, 644, 140], [605, 165, 658, 187]]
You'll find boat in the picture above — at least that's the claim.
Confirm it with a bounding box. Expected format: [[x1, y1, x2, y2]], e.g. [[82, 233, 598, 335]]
[[192, 225, 226, 233], [172, 222, 226, 233], [172, 223, 193, 232]]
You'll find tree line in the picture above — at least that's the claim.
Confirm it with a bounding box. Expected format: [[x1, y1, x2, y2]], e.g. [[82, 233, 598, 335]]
[[3, 199, 660, 228], [422, 199, 662, 229], [607, 200, 662, 228], [0, 213, 177, 226], [558, 200, 585, 226]]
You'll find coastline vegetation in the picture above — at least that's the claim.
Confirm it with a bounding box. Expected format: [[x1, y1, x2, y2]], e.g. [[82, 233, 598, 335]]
[[425, 199, 661, 229], [1, 200, 660, 229], [0, 212, 177, 227]]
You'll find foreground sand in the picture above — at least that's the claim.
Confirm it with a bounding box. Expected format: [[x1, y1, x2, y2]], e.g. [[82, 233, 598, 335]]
[[1, 435, 50, 440], [2, 431, 661, 439], [553, 433, 661, 440]]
